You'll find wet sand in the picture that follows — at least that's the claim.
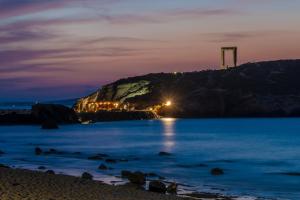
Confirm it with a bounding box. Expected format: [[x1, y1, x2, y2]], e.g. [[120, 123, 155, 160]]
[[0, 167, 197, 200]]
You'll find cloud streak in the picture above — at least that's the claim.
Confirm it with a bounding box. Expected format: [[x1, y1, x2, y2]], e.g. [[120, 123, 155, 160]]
[[0, 29, 55, 43], [0, 0, 68, 19]]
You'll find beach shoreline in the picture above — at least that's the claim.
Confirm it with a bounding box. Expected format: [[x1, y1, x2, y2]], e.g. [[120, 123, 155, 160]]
[[0, 166, 236, 200]]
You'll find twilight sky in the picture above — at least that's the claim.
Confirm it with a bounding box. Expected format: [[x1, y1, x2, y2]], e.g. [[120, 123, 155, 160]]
[[0, 0, 299, 101]]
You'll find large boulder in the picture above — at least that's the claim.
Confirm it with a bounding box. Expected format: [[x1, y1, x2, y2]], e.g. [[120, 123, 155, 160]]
[[167, 182, 178, 194], [81, 172, 93, 180], [211, 168, 224, 175], [148, 181, 167, 193], [45, 170, 55, 175], [32, 104, 79, 124], [127, 171, 146, 185], [158, 151, 172, 156], [35, 147, 43, 155], [98, 164, 108, 170]]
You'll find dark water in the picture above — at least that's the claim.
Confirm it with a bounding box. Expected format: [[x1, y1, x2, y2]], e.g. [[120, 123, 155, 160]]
[[0, 118, 299, 200]]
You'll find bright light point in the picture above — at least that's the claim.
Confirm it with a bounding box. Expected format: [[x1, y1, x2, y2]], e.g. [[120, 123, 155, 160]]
[[165, 100, 172, 106], [161, 118, 176, 122]]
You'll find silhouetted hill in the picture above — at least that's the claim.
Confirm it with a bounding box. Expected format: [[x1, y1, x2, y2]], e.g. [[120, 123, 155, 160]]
[[74, 59, 300, 118]]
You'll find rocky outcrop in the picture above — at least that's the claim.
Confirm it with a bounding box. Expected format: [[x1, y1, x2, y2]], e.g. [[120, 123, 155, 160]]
[[124, 171, 146, 185], [0, 110, 37, 125], [81, 172, 93, 180], [74, 60, 300, 118], [0, 104, 79, 125], [211, 168, 224, 175], [32, 104, 78, 124], [148, 181, 167, 193]]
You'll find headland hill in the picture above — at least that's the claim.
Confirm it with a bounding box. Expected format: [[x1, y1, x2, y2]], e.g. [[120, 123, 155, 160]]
[[1, 59, 300, 127]]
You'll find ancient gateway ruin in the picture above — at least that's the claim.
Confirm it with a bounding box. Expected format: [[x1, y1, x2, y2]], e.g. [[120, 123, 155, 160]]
[[221, 47, 238, 69]]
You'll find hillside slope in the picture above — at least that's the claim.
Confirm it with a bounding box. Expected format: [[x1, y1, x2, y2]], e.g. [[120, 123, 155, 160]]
[[74, 60, 300, 118]]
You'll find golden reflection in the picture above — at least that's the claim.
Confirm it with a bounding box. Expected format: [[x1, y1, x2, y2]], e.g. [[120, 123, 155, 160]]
[[161, 118, 176, 151]]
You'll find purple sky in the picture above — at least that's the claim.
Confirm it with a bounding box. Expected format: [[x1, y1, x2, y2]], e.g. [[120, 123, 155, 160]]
[[0, 0, 299, 101]]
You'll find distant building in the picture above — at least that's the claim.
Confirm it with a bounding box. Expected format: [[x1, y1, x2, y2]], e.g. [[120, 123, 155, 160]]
[[221, 47, 238, 69]]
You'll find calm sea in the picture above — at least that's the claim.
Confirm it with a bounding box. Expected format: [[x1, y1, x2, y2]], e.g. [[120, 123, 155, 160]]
[[0, 118, 299, 200]]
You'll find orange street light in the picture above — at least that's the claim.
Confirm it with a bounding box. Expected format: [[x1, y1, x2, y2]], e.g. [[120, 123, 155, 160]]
[[165, 100, 172, 106]]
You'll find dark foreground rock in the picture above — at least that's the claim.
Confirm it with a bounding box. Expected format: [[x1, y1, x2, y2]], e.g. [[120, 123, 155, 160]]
[[38, 166, 46, 170], [105, 159, 117, 163], [158, 152, 172, 156], [0, 164, 10, 168], [280, 172, 300, 176], [35, 147, 43, 155], [148, 181, 167, 193], [211, 168, 224, 175], [167, 183, 178, 194], [98, 164, 108, 170], [81, 172, 93, 180], [125, 171, 146, 185], [45, 170, 55, 175]]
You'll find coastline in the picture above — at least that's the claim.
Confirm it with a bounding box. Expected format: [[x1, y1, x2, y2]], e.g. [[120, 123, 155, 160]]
[[0, 166, 235, 200]]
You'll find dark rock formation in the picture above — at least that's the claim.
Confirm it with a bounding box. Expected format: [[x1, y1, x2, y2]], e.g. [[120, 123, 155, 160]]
[[126, 171, 146, 185], [0, 104, 79, 125], [0, 110, 37, 125], [105, 159, 117, 163], [74, 60, 300, 118], [158, 152, 172, 156], [44, 148, 63, 155], [32, 104, 78, 124], [280, 172, 300, 176], [45, 170, 55, 175], [35, 147, 43, 155], [0, 164, 10, 168], [88, 155, 103, 160], [145, 172, 165, 180], [148, 181, 167, 193], [211, 168, 224, 175], [98, 164, 108, 170], [38, 166, 46, 170], [167, 183, 178, 194], [81, 172, 93, 180]]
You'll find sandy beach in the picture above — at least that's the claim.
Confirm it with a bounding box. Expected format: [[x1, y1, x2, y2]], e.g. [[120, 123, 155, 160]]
[[0, 167, 190, 200], [2, 166, 231, 200]]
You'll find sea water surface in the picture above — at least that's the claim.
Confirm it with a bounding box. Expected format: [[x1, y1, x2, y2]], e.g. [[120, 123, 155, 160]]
[[0, 118, 299, 200]]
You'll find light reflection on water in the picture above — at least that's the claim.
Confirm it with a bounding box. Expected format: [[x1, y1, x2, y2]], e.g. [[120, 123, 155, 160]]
[[161, 118, 176, 151]]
